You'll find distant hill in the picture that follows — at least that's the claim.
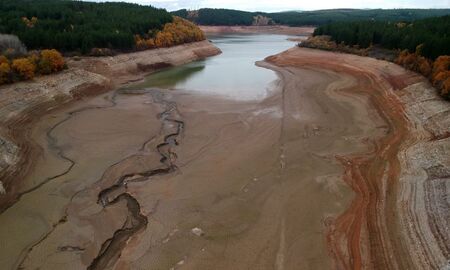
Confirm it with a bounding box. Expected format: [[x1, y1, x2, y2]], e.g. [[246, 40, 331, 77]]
[[314, 15, 450, 59], [171, 8, 450, 26]]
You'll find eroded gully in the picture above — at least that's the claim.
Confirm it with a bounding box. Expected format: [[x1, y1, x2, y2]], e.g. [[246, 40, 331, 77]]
[[15, 88, 183, 270], [88, 89, 184, 270]]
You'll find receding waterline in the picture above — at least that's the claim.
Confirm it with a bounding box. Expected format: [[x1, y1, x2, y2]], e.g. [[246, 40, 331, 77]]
[[127, 34, 297, 100]]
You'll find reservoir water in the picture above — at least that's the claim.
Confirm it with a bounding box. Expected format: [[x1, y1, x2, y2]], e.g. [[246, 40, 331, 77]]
[[127, 34, 297, 100]]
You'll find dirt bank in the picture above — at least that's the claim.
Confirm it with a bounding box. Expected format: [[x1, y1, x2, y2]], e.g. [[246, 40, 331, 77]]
[[266, 47, 449, 269], [0, 40, 221, 213], [200, 25, 314, 36], [69, 40, 222, 85]]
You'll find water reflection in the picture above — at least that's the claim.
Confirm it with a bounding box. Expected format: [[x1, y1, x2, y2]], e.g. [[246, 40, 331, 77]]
[[128, 63, 205, 89], [135, 34, 296, 100]]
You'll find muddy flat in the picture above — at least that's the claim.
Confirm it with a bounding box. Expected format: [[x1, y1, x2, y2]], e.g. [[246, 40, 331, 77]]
[[5, 67, 368, 269], [1, 36, 447, 270]]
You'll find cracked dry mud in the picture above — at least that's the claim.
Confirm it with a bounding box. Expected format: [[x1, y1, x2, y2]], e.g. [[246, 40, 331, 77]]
[[0, 46, 448, 270]]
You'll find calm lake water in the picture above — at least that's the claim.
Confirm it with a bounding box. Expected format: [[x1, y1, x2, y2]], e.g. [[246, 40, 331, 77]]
[[128, 34, 297, 100]]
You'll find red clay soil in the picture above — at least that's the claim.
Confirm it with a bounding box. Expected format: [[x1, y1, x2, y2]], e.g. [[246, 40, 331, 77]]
[[266, 47, 432, 269]]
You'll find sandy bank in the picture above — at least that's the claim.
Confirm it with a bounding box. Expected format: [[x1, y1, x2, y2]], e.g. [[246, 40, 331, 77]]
[[266, 47, 449, 269], [0, 40, 221, 212], [200, 25, 314, 36]]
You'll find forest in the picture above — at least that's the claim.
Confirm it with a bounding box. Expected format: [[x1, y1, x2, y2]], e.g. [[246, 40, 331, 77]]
[[0, 0, 173, 53], [313, 15, 450, 60], [0, 1, 206, 85], [172, 8, 450, 26]]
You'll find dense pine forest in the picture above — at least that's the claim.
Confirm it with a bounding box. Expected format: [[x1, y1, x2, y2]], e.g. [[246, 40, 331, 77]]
[[173, 9, 255, 26], [0, 0, 173, 53], [314, 15, 450, 59], [172, 8, 450, 26]]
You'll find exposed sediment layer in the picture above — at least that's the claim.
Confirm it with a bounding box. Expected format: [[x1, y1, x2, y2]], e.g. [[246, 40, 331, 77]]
[[266, 47, 449, 269], [0, 40, 221, 214]]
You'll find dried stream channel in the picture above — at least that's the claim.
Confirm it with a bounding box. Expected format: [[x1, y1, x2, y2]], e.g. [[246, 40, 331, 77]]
[[87, 89, 185, 270], [0, 34, 401, 269]]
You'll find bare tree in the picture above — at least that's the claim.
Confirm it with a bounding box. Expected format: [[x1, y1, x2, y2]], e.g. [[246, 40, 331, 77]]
[[0, 34, 27, 58]]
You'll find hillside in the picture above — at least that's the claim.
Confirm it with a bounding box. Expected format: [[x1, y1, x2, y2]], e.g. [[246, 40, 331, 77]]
[[172, 8, 450, 26], [0, 0, 206, 86], [0, 0, 173, 53]]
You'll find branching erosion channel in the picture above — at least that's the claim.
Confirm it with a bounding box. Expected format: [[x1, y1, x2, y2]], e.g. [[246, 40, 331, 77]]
[[88, 88, 184, 270]]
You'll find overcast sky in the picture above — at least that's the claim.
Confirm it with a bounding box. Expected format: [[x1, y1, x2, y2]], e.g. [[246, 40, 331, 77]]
[[94, 0, 450, 12]]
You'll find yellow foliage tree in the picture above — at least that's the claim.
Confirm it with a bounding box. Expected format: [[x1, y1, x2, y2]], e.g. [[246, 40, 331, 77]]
[[0, 62, 11, 84], [39, 49, 65, 74], [135, 16, 205, 50], [146, 38, 156, 49], [12, 58, 36, 80], [0, 55, 9, 65], [134, 35, 147, 50], [22, 16, 38, 28], [155, 31, 174, 47], [0, 49, 65, 84]]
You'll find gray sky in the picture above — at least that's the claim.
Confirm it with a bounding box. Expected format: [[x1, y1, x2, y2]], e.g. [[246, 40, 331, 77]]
[[94, 0, 450, 12]]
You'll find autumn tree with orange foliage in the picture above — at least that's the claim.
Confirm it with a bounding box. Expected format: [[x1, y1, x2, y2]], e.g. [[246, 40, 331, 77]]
[[0, 55, 8, 65], [21, 17, 38, 28], [38, 49, 65, 74], [12, 58, 36, 80], [396, 45, 432, 77], [0, 49, 66, 85], [0, 56, 10, 84], [431, 56, 450, 98], [396, 45, 449, 100], [135, 17, 206, 50]]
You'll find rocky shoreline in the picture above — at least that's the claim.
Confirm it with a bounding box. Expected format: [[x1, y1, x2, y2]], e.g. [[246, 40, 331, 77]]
[[0, 40, 221, 212]]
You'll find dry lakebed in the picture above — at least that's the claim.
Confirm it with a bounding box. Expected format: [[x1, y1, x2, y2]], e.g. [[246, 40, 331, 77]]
[[0, 35, 448, 270]]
